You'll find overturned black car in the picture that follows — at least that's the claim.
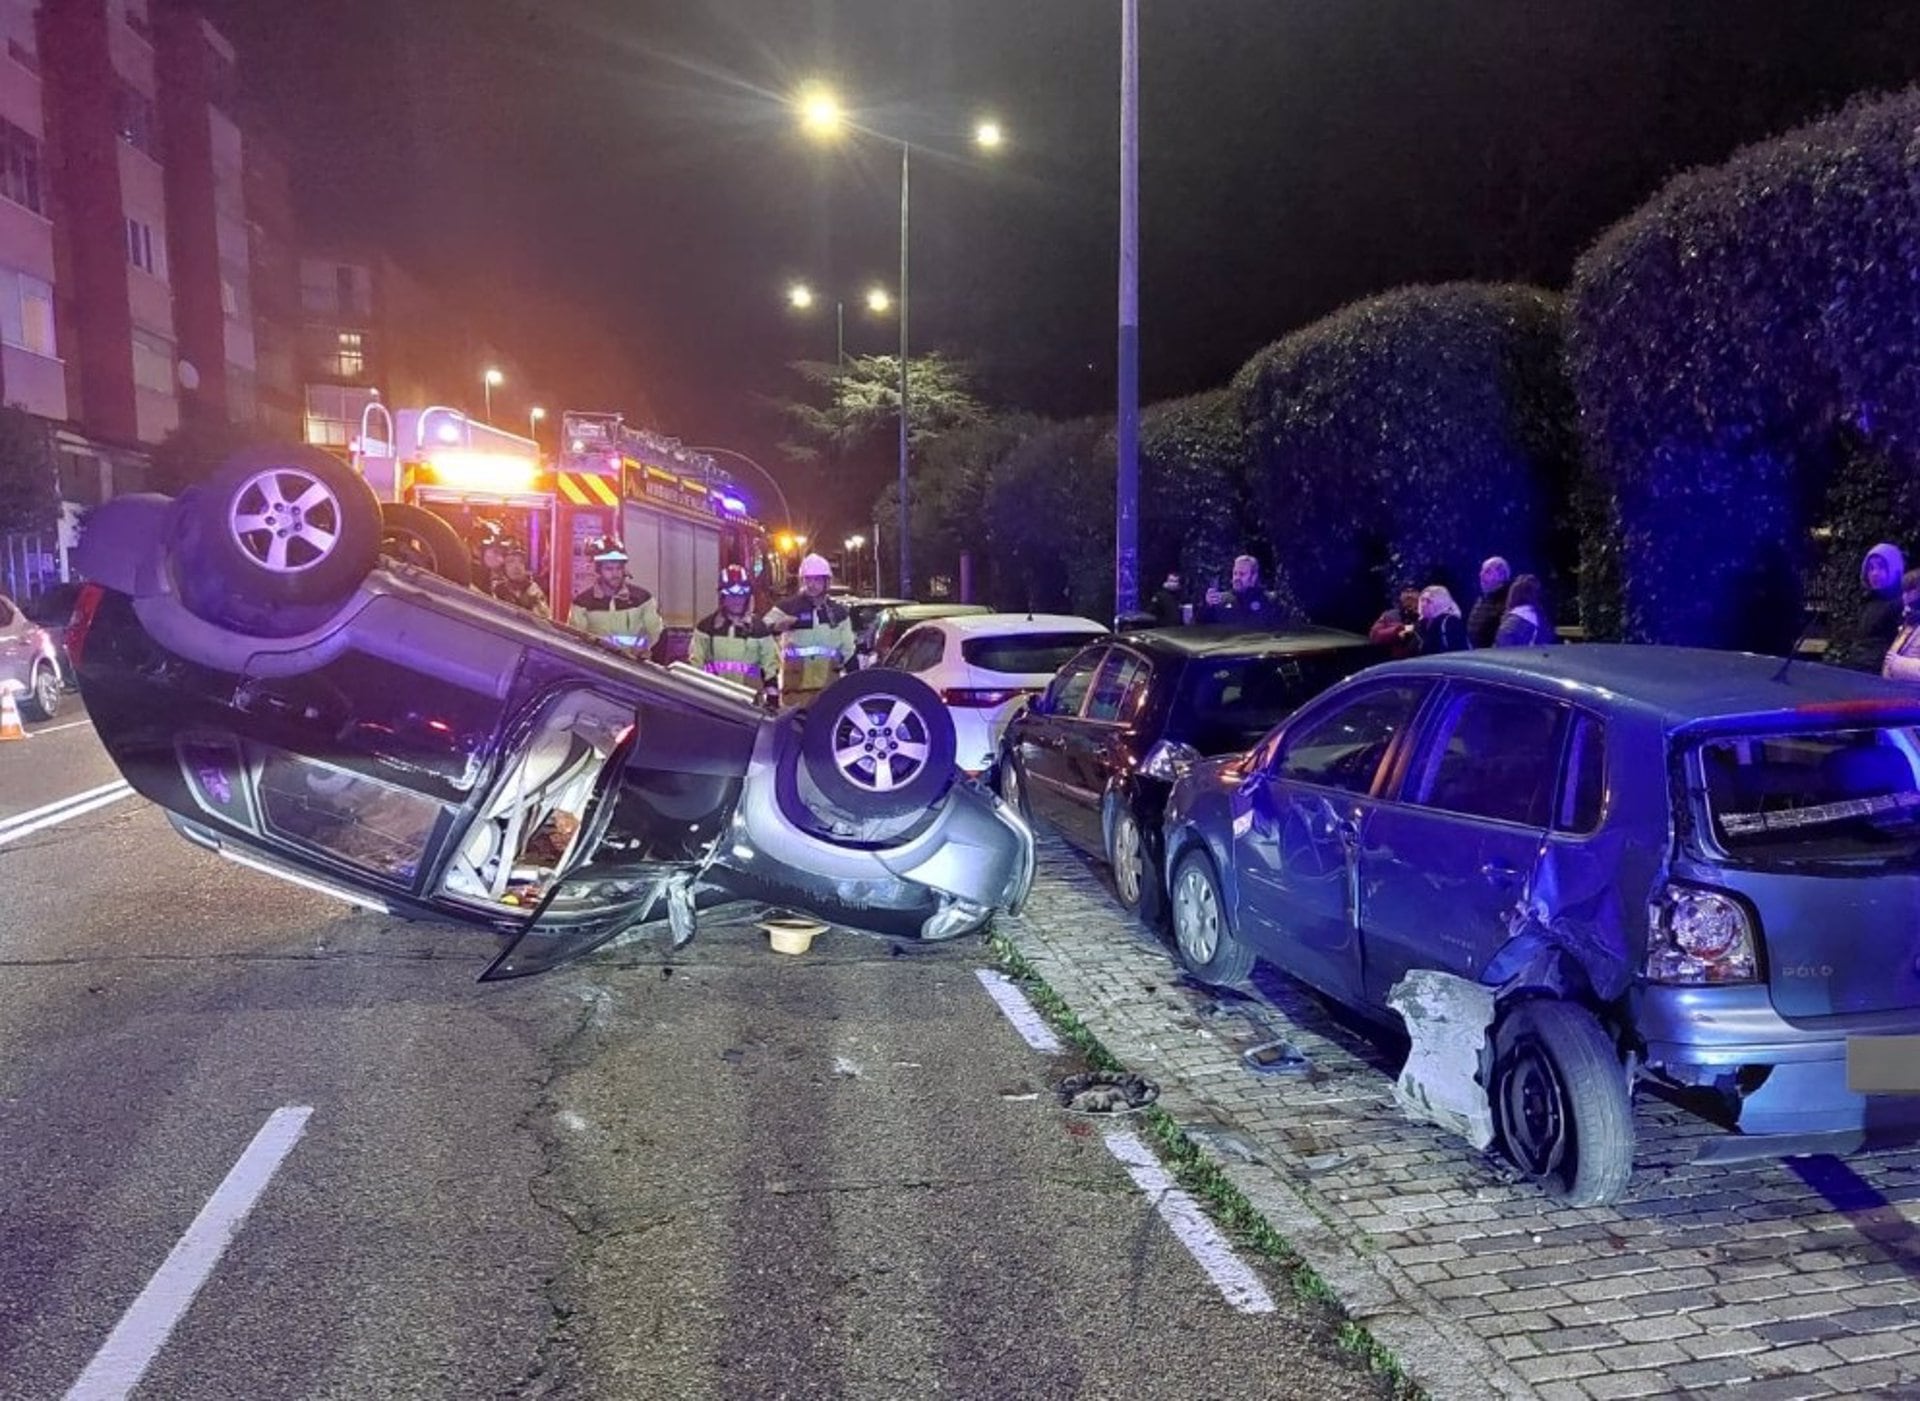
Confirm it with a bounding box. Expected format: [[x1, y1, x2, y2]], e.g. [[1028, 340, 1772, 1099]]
[[69, 446, 1033, 978]]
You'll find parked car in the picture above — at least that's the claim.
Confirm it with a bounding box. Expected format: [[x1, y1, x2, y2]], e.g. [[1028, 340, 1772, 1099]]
[[21, 582, 81, 691], [1162, 644, 1920, 1204], [0, 591, 63, 720], [844, 595, 911, 665], [68, 446, 1033, 978], [999, 626, 1376, 921], [885, 612, 1109, 780], [860, 602, 992, 670]]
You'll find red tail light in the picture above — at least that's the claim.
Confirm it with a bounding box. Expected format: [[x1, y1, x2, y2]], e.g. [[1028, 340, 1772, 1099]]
[[940, 687, 1024, 708], [65, 583, 105, 670]]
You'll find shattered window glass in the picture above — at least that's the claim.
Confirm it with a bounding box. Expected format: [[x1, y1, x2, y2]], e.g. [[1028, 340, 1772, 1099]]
[[257, 753, 445, 881], [1696, 727, 1920, 862]]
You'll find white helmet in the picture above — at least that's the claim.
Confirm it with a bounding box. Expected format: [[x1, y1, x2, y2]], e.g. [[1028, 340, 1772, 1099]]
[[799, 552, 832, 579]]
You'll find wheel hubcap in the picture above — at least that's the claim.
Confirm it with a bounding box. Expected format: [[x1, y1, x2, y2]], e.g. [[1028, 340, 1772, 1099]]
[[1113, 813, 1142, 902], [230, 467, 345, 574], [1174, 868, 1219, 963], [830, 696, 932, 793], [1500, 1037, 1570, 1179]]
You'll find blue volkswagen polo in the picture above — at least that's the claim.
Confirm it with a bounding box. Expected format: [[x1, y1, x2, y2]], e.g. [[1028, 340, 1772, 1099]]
[[1162, 645, 1920, 1205]]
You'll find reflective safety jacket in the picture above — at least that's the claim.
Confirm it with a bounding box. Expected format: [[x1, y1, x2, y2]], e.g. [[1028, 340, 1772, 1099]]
[[689, 609, 780, 692], [493, 577, 551, 620], [763, 592, 855, 695], [568, 584, 661, 660]]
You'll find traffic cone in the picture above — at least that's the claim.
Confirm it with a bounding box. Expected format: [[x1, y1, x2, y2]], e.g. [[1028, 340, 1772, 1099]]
[[0, 684, 27, 742]]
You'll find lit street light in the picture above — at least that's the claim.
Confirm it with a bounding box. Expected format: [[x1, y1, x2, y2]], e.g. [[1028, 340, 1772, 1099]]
[[864, 287, 891, 315], [786, 281, 895, 371], [529, 405, 546, 443], [796, 84, 1005, 599], [787, 282, 815, 310], [844, 533, 868, 593], [483, 367, 504, 424]]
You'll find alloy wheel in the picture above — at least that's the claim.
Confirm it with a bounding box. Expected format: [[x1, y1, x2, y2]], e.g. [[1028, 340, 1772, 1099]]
[[829, 695, 934, 795], [228, 467, 347, 574], [1112, 811, 1143, 904]]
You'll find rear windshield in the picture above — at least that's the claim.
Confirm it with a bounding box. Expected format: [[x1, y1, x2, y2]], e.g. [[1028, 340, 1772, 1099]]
[[962, 631, 1106, 676], [1178, 651, 1377, 753], [1695, 726, 1920, 866]]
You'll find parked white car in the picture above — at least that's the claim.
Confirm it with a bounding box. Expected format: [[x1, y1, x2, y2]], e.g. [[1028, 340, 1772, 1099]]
[[884, 612, 1109, 779]]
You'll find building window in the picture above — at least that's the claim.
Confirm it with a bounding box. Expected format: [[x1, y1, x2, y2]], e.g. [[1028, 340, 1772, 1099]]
[[299, 260, 337, 314], [126, 217, 159, 276], [332, 331, 365, 378], [220, 279, 239, 317], [0, 268, 56, 357], [0, 119, 43, 215], [115, 82, 159, 159], [131, 330, 175, 395]]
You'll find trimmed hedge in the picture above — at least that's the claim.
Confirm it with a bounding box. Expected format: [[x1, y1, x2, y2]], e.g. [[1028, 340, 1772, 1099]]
[[1569, 84, 1920, 651], [1235, 283, 1577, 633], [983, 393, 1261, 620]]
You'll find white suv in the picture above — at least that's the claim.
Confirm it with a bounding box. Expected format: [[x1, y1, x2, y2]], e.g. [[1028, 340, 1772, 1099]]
[[885, 612, 1109, 779]]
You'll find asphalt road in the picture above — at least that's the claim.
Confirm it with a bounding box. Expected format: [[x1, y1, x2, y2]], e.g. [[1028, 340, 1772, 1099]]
[[0, 713, 1390, 1400]]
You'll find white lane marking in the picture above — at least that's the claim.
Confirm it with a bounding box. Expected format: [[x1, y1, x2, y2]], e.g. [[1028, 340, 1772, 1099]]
[[0, 782, 134, 849], [975, 968, 1064, 1053], [65, 1107, 314, 1401], [28, 719, 93, 737], [1103, 1129, 1277, 1315]]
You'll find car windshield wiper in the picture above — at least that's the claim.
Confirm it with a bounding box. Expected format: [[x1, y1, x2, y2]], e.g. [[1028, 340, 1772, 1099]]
[[1719, 789, 1920, 836]]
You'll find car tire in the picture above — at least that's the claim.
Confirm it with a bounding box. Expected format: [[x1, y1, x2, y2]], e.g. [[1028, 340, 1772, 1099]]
[[1489, 999, 1635, 1207], [25, 663, 59, 721], [997, 750, 1031, 822], [800, 668, 957, 821], [175, 444, 382, 638], [1169, 849, 1253, 988], [1105, 798, 1162, 925], [379, 501, 473, 587]]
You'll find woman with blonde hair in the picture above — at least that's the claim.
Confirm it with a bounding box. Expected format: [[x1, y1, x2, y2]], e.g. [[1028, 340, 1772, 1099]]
[[1416, 584, 1470, 654]]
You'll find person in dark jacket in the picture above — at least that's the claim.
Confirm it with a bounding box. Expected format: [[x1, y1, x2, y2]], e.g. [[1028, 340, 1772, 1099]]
[[1149, 571, 1189, 627], [1466, 556, 1512, 650], [1416, 585, 1470, 653], [1199, 556, 1283, 625], [1834, 542, 1907, 672], [1369, 587, 1422, 659], [1493, 574, 1560, 647]]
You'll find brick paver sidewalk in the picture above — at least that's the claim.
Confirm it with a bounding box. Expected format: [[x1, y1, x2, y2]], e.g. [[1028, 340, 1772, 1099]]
[[1000, 836, 1920, 1400]]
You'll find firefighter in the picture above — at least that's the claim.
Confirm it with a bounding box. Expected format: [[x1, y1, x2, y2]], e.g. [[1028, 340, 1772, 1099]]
[[473, 519, 510, 596], [764, 552, 855, 707], [492, 539, 550, 619], [567, 536, 661, 661], [690, 564, 781, 703]]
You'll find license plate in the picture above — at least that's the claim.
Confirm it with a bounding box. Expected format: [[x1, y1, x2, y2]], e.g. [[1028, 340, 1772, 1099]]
[[1846, 1036, 1920, 1094]]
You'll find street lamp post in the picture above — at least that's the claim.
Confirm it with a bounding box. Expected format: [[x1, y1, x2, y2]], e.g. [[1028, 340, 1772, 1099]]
[[844, 534, 867, 594], [795, 89, 1003, 602], [529, 405, 546, 445], [483, 367, 504, 425], [1115, 0, 1141, 619]]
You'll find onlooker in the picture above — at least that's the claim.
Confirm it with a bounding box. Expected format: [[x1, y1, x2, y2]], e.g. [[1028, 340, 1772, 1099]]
[[1882, 568, 1920, 683], [1417, 585, 1471, 653], [1466, 556, 1512, 650], [1200, 555, 1283, 625], [1369, 587, 1422, 659], [1494, 574, 1560, 647], [1149, 571, 1189, 627], [1835, 542, 1907, 672]]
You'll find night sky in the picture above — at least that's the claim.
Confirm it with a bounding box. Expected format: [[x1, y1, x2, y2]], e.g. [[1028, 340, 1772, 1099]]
[[200, 0, 1920, 527]]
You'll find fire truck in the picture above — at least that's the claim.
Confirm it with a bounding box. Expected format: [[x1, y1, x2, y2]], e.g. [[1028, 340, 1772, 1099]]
[[352, 405, 773, 661]]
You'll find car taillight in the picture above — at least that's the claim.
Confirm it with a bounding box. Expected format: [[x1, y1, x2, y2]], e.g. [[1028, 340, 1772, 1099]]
[[65, 583, 105, 670], [1141, 739, 1202, 781], [1645, 885, 1760, 984], [941, 687, 1024, 708]]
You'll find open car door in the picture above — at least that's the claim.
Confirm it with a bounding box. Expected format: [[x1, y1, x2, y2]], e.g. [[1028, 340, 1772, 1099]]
[[481, 721, 666, 980]]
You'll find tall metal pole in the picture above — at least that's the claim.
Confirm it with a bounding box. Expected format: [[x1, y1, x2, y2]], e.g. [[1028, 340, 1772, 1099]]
[[897, 140, 913, 599], [1115, 0, 1140, 619], [836, 300, 846, 374]]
